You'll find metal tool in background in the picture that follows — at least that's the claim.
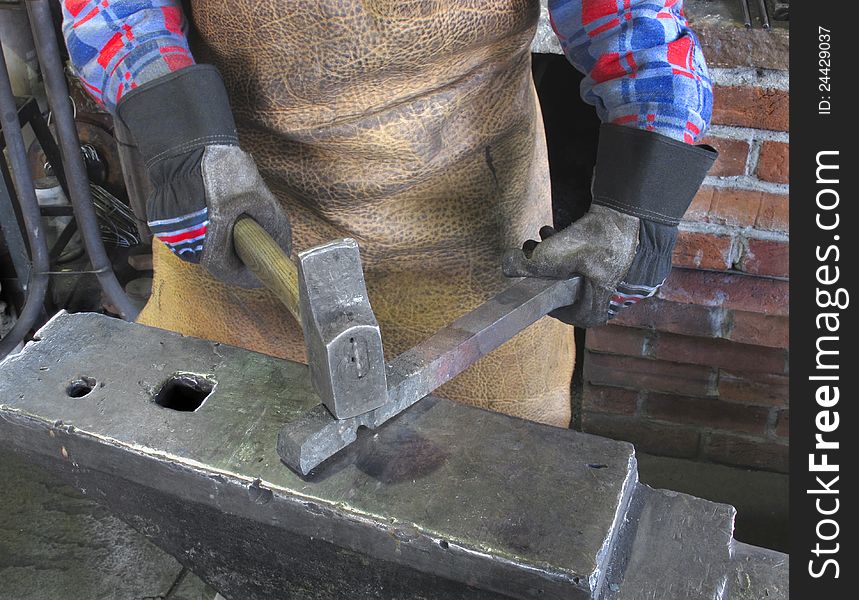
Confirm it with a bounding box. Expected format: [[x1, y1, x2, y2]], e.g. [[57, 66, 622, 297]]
[[739, 0, 774, 29], [0, 41, 51, 359], [739, 0, 753, 27], [773, 1, 789, 21], [1, 1, 139, 359], [25, 0, 138, 320]]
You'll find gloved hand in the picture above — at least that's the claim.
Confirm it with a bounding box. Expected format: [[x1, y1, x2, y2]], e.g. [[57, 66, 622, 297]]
[[503, 125, 717, 328], [117, 65, 291, 288]]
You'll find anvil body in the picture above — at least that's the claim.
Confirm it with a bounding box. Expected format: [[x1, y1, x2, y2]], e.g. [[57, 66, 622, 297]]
[[0, 313, 787, 599]]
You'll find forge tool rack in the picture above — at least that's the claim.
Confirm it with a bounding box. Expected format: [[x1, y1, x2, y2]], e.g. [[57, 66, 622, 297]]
[[0, 312, 787, 599], [0, 0, 138, 360]]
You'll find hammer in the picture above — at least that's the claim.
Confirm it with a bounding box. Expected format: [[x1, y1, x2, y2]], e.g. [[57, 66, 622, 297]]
[[233, 217, 583, 475], [232, 217, 388, 420]]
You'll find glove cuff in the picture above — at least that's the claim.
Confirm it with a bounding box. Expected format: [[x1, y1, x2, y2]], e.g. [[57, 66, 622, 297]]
[[625, 219, 677, 286], [608, 220, 678, 319], [116, 64, 239, 167], [591, 124, 717, 226]]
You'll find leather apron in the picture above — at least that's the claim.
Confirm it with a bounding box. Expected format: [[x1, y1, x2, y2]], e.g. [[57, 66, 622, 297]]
[[138, 0, 575, 427]]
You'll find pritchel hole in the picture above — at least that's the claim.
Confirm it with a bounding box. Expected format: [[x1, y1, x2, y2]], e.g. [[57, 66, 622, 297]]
[[66, 376, 96, 398], [153, 373, 214, 412]]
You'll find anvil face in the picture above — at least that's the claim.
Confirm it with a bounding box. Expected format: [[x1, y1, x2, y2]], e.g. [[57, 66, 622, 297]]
[[0, 313, 787, 600]]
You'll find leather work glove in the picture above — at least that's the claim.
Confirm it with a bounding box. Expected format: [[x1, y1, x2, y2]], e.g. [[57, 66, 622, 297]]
[[117, 65, 291, 288], [503, 125, 717, 328]]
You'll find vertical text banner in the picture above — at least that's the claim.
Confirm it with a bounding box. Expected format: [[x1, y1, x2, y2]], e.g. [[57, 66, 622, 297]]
[[792, 1, 856, 595]]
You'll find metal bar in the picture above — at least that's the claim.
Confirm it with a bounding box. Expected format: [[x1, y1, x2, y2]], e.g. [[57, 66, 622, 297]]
[[39, 267, 109, 276], [25, 98, 73, 201], [385, 276, 581, 413], [25, 0, 138, 320], [278, 276, 581, 475], [48, 218, 78, 261], [0, 150, 31, 291], [739, 0, 752, 27], [39, 204, 75, 216], [756, 0, 771, 29], [0, 40, 51, 358]]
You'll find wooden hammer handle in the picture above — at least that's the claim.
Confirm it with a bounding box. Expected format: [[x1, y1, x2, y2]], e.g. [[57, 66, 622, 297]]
[[233, 216, 301, 325]]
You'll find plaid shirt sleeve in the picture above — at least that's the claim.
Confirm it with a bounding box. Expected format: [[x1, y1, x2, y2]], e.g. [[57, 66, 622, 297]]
[[548, 0, 713, 143], [61, 0, 195, 113]]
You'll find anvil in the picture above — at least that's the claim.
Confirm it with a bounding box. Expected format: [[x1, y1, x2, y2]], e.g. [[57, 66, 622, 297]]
[[0, 312, 787, 599]]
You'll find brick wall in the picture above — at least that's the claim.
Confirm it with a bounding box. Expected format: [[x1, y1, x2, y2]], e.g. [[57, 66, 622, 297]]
[[579, 20, 790, 473]]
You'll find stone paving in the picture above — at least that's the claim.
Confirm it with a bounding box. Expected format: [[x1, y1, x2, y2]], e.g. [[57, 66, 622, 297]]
[[0, 450, 215, 600]]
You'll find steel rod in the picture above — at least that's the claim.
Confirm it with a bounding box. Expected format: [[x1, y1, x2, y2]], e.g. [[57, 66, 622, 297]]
[[25, 0, 138, 320], [0, 153, 32, 291], [756, 0, 771, 29], [0, 40, 51, 358], [739, 0, 752, 27], [384, 276, 581, 411]]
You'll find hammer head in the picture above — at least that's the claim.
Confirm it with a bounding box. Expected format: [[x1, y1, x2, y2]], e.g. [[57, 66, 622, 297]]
[[297, 239, 388, 419]]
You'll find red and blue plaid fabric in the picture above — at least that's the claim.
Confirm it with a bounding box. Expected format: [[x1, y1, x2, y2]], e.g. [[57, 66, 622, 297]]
[[548, 0, 712, 142], [63, 0, 712, 143], [61, 0, 194, 112]]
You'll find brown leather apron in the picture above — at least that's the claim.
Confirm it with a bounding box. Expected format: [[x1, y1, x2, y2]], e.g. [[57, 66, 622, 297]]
[[138, 0, 575, 426]]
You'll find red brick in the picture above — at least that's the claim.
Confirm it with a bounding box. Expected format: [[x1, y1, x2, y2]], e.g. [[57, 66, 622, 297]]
[[686, 187, 788, 232], [585, 326, 649, 357], [673, 230, 734, 271], [659, 269, 789, 317], [707, 188, 762, 228], [728, 311, 789, 348], [712, 86, 789, 131], [652, 333, 787, 374], [683, 186, 714, 223], [738, 237, 789, 277], [582, 384, 639, 416], [645, 392, 771, 434], [775, 410, 789, 438], [581, 413, 701, 459], [584, 352, 717, 397], [755, 193, 789, 233], [757, 141, 789, 183], [702, 136, 749, 177], [702, 432, 789, 473], [694, 20, 789, 71], [613, 298, 726, 338], [718, 370, 789, 407]]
